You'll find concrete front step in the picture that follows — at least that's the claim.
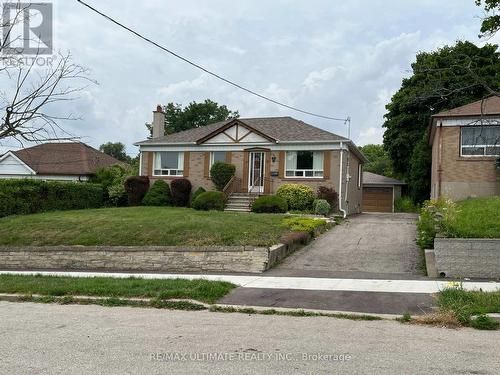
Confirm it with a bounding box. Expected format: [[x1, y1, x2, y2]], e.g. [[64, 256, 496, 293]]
[[225, 208, 251, 212], [225, 193, 255, 212]]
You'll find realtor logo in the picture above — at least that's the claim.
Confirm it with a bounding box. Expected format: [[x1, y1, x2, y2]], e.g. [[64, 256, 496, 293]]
[[2, 2, 53, 55]]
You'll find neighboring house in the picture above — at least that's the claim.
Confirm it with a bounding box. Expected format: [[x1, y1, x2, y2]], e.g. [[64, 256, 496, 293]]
[[135, 106, 367, 215], [429, 96, 500, 201], [0, 142, 124, 181], [362, 171, 406, 213]]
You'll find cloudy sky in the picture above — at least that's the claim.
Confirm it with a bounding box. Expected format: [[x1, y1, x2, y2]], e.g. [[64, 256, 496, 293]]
[[2, 0, 499, 156]]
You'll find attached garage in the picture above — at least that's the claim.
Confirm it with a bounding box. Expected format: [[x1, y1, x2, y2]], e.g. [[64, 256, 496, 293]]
[[362, 172, 406, 213]]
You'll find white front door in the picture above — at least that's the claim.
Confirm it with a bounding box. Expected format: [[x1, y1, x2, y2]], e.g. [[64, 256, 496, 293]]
[[248, 152, 265, 193]]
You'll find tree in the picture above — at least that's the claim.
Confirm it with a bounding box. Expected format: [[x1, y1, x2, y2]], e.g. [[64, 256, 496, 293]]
[[147, 99, 239, 135], [476, 0, 500, 37], [359, 144, 396, 178], [1, 3, 94, 144], [99, 142, 130, 163], [382, 41, 500, 202]]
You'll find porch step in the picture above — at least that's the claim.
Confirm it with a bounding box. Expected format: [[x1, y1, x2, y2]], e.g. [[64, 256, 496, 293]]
[[224, 193, 254, 212]]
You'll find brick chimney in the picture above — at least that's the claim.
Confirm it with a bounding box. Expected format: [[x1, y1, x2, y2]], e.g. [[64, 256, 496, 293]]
[[152, 105, 165, 138]]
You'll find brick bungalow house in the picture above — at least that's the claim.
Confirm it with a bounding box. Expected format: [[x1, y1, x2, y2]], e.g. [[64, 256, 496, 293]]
[[0, 142, 124, 181], [135, 106, 367, 215], [429, 96, 500, 200]]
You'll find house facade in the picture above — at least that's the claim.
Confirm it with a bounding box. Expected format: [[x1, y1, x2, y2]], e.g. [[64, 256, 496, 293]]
[[0, 142, 124, 181], [135, 106, 367, 215], [429, 96, 500, 201]]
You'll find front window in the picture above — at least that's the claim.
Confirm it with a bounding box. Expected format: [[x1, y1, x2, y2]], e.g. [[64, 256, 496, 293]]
[[461, 126, 500, 157], [153, 152, 183, 176], [210, 151, 227, 168], [285, 151, 324, 178]]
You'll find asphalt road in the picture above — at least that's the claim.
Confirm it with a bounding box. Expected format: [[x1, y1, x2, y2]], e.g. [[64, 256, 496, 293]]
[[1, 302, 499, 374]]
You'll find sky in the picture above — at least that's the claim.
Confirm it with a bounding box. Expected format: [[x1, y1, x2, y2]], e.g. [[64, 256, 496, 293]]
[[1, 0, 499, 156]]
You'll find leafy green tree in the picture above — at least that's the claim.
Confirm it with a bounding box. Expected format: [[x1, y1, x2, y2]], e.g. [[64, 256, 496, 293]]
[[476, 0, 500, 37], [147, 99, 239, 135], [408, 131, 432, 203], [382, 41, 500, 202], [359, 144, 395, 177], [99, 142, 131, 163]]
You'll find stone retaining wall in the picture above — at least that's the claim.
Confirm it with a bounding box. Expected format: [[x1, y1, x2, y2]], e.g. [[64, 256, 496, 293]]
[[433, 238, 500, 279], [0, 246, 271, 274]]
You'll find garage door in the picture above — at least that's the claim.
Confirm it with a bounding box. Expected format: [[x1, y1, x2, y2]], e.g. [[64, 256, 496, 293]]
[[362, 187, 393, 212]]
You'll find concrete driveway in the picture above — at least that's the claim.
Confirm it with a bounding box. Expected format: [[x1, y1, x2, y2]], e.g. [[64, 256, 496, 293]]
[[269, 213, 422, 279]]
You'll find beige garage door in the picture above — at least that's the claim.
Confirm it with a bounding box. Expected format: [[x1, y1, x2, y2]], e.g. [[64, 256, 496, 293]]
[[362, 187, 393, 212]]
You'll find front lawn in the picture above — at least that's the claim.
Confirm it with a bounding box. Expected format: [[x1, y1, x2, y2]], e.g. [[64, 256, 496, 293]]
[[444, 196, 500, 238], [0, 207, 288, 247], [0, 274, 235, 304]]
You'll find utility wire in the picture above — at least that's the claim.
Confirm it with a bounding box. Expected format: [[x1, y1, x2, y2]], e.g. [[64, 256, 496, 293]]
[[76, 0, 349, 122]]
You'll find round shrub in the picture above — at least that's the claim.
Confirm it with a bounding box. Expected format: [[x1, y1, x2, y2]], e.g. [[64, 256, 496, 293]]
[[170, 178, 192, 207], [276, 184, 315, 211], [313, 199, 331, 216], [316, 186, 338, 212], [191, 187, 206, 204], [191, 191, 226, 211], [251, 195, 288, 213], [210, 162, 236, 191], [142, 180, 172, 206], [124, 176, 150, 206]]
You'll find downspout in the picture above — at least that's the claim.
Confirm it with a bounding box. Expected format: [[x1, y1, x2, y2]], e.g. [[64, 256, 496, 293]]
[[344, 144, 351, 215], [437, 121, 443, 198], [338, 142, 347, 218]]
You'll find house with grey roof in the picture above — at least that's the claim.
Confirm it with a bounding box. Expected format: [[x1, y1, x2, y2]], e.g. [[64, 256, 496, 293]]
[[135, 106, 367, 215]]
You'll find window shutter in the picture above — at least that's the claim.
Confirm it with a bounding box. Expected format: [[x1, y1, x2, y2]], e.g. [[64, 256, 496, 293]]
[[278, 151, 285, 178], [226, 151, 232, 164], [242, 151, 249, 190], [147, 152, 154, 176], [204, 152, 210, 178], [183, 152, 190, 177], [323, 150, 331, 179]]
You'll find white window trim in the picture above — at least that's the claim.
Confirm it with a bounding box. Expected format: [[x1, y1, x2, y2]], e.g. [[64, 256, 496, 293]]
[[284, 151, 324, 179], [357, 164, 362, 188], [460, 126, 500, 157], [153, 152, 184, 177]]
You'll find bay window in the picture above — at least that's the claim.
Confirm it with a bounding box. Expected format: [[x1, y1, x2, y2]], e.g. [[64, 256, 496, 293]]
[[285, 151, 324, 178], [461, 126, 500, 157], [153, 152, 184, 176]]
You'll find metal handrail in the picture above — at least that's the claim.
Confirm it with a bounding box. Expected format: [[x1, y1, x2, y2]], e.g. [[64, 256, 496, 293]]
[[223, 175, 241, 199]]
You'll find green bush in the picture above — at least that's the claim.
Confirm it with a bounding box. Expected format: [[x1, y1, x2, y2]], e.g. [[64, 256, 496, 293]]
[[90, 164, 136, 206], [251, 195, 288, 213], [417, 197, 458, 250], [170, 178, 192, 207], [276, 184, 315, 211], [282, 217, 327, 234], [142, 180, 172, 206], [0, 180, 104, 218], [191, 191, 226, 211], [316, 186, 338, 212], [313, 199, 331, 216], [191, 187, 206, 204], [395, 196, 418, 213], [210, 162, 236, 191]]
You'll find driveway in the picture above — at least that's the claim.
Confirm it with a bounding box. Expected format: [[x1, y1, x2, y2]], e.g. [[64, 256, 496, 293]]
[[269, 213, 422, 279]]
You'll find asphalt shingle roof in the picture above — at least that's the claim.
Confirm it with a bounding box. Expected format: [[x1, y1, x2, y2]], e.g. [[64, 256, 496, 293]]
[[432, 96, 500, 118], [363, 171, 406, 185], [135, 117, 349, 145], [12, 143, 125, 176]]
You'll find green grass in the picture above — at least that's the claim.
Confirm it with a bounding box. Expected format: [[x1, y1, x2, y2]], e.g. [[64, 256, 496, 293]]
[[444, 196, 500, 238], [0, 275, 236, 304], [0, 206, 288, 247], [438, 288, 500, 329]]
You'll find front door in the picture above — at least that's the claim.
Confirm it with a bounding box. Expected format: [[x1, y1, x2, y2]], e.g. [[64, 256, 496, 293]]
[[248, 151, 265, 193]]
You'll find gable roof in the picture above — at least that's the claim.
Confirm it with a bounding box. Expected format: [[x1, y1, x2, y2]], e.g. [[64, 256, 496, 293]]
[[10, 143, 125, 176], [135, 117, 349, 145], [363, 171, 406, 186], [432, 96, 500, 118]]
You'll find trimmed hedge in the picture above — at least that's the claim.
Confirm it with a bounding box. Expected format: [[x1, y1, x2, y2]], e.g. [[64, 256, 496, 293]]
[[124, 176, 149, 206], [276, 183, 315, 211], [316, 186, 338, 212], [0, 179, 104, 218], [142, 180, 172, 206], [210, 162, 236, 191], [251, 195, 288, 213], [313, 199, 331, 216], [191, 191, 226, 211], [191, 187, 206, 205], [170, 178, 192, 207]]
